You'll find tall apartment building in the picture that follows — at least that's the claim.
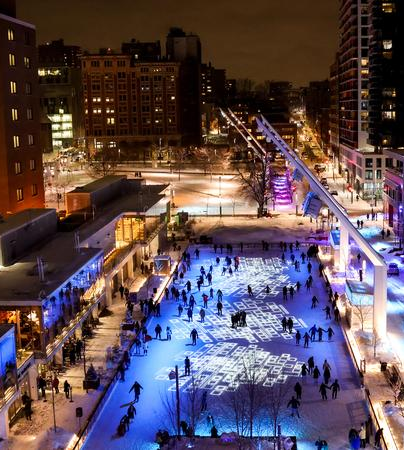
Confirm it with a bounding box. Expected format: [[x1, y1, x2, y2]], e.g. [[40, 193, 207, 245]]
[[372, 1, 404, 241], [329, 57, 340, 169], [337, 0, 386, 200], [305, 80, 331, 151], [81, 52, 181, 155], [38, 39, 84, 149], [0, 1, 44, 215], [166, 28, 201, 146]]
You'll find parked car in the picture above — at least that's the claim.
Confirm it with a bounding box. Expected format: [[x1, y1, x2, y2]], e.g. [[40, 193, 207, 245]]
[[387, 263, 399, 276], [330, 190, 338, 196]]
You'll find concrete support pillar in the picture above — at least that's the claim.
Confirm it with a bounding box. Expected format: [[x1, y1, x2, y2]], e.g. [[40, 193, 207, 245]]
[[105, 275, 113, 306], [373, 264, 387, 339], [0, 407, 10, 440], [339, 225, 350, 272], [128, 255, 134, 279], [28, 364, 39, 400], [54, 348, 63, 366]]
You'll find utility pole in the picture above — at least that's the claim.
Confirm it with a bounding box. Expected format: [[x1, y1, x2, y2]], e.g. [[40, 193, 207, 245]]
[[51, 386, 57, 432], [175, 365, 180, 439]]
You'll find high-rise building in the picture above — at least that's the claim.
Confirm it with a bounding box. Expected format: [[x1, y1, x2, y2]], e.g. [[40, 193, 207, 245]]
[[121, 38, 161, 62], [305, 80, 331, 151], [329, 56, 340, 169], [0, 1, 45, 215], [81, 51, 181, 156], [337, 0, 385, 200], [201, 62, 226, 106], [38, 39, 84, 150], [166, 28, 201, 146]]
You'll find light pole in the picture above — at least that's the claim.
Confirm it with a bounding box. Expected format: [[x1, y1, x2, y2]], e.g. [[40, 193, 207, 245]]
[[51, 385, 57, 432], [219, 176, 222, 217]]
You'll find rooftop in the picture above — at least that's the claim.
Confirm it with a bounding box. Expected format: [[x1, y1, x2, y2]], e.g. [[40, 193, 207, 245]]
[[0, 183, 168, 305], [0, 209, 55, 238], [68, 175, 126, 194]]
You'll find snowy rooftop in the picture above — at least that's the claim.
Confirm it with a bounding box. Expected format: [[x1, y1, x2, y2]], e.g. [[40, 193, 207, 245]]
[[68, 175, 126, 194], [0, 209, 55, 238]]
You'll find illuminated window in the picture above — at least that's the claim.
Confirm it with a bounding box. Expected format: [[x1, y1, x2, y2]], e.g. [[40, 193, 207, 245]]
[[31, 184, 38, 196], [383, 40, 393, 50], [382, 2, 395, 13], [382, 88, 396, 97], [24, 56, 31, 68], [16, 188, 23, 202], [27, 108, 33, 120], [28, 134, 34, 145], [8, 28, 14, 40], [25, 82, 32, 94], [14, 162, 22, 174], [29, 159, 36, 170], [13, 135, 20, 148], [10, 81, 17, 94], [9, 53, 15, 66], [382, 111, 396, 120], [11, 108, 18, 121], [107, 117, 115, 124]]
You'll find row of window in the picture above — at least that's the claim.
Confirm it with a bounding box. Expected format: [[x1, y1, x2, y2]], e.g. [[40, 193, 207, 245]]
[[11, 107, 33, 121], [9, 53, 31, 68], [14, 159, 37, 174], [16, 185, 38, 202], [7, 28, 32, 44], [13, 134, 35, 148], [9, 80, 32, 95]]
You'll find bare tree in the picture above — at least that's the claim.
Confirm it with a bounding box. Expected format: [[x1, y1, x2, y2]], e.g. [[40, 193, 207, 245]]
[[159, 390, 178, 434], [87, 147, 118, 177], [237, 155, 272, 218], [183, 373, 203, 437], [194, 147, 231, 181], [350, 298, 373, 331], [171, 147, 188, 181]]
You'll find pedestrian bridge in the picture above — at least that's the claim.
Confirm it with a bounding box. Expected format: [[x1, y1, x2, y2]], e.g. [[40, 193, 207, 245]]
[[220, 108, 387, 338]]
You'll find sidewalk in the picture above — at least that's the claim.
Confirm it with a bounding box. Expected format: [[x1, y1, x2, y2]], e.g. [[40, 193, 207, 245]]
[[3, 261, 180, 450]]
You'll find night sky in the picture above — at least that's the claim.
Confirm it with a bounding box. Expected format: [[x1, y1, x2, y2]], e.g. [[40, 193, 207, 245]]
[[18, 0, 338, 86]]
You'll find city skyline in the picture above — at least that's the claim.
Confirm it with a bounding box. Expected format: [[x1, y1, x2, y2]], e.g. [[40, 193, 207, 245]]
[[18, 0, 338, 86]]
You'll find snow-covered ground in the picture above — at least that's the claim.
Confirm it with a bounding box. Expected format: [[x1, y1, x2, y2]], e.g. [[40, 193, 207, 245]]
[[84, 246, 369, 450]]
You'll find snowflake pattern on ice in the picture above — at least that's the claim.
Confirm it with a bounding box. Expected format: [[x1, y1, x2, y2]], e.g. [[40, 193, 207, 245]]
[[170, 256, 306, 344], [155, 343, 303, 395]]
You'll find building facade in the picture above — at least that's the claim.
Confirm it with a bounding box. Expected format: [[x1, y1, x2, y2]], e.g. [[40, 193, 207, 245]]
[[305, 80, 331, 151], [337, 0, 386, 200], [0, 2, 44, 215], [81, 52, 182, 156], [38, 39, 84, 150]]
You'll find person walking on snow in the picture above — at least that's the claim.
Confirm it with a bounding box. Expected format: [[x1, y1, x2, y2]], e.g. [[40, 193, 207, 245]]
[[294, 382, 302, 400], [199, 308, 206, 323], [187, 308, 193, 322], [319, 382, 329, 400], [287, 396, 301, 418], [313, 366, 321, 384], [129, 381, 143, 402], [184, 356, 191, 376], [327, 327, 335, 341], [247, 285, 253, 296], [281, 316, 287, 332], [311, 296, 319, 309], [217, 300, 223, 315], [190, 328, 199, 345], [323, 305, 331, 319], [303, 332, 310, 348], [295, 330, 301, 345], [331, 379, 340, 399]]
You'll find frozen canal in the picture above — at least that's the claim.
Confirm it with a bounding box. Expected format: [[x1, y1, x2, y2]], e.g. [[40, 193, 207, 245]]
[[84, 246, 368, 449]]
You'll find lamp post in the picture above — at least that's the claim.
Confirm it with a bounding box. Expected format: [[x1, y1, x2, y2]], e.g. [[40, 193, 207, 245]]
[[219, 176, 222, 217], [51, 386, 57, 432]]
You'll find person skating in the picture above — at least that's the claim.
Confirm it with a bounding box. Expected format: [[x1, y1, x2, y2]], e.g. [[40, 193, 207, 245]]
[[287, 317, 294, 333], [313, 366, 321, 384], [247, 285, 253, 296], [217, 289, 223, 301], [334, 307, 340, 322], [283, 286, 288, 301], [323, 305, 331, 320], [127, 403, 136, 420], [330, 379, 340, 399], [129, 381, 143, 402], [319, 382, 329, 400], [317, 327, 326, 342], [178, 304, 183, 317], [166, 326, 172, 341], [327, 327, 334, 341], [265, 285, 270, 295], [202, 294, 209, 308], [281, 316, 287, 332], [294, 382, 302, 400], [323, 366, 331, 384], [301, 363, 308, 382], [217, 300, 223, 316], [309, 324, 317, 342], [289, 285, 295, 298], [184, 356, 191, 376], [187, 307, 193, 322], [296, 281, 301, 292], [311, 295, 319, 309], [199, 308, 206, 323], [287, 396, 301, 418], [307, 262, 312, 274], [190, 328, 199, 345], [303, 332, 310, 348], [308, 356, 315, 374], [295, 330, 301, 345], [201, 391, 208, 412], [155, 324, 162, 340]]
